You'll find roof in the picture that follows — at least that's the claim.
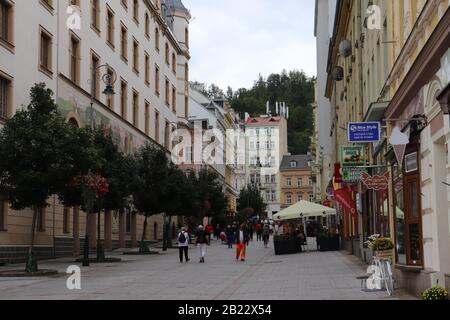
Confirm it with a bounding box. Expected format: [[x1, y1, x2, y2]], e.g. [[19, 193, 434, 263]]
[[280, 155, 312, 170], [165, 0, 189, 14], [245, 117, 281, 125]]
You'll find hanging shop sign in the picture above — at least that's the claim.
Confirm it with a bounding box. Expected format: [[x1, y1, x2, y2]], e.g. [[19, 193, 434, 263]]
[[360, 172, 390, 191], [342, 167, 368, 183], [334, 188, 357, 218], [340, 145, 367, 183], [341, 145, 366, 166], [348, 122, 381, 143]]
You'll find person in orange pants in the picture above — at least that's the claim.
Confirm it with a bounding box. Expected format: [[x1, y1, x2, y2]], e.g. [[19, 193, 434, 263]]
[[235, 223, 249, 261]]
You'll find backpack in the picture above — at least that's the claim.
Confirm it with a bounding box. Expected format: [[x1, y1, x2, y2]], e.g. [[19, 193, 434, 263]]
[[178, 232, 186, 243]]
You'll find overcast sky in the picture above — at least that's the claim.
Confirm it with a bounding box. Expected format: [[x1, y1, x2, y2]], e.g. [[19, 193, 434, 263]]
[[183, 0, 317, 91]]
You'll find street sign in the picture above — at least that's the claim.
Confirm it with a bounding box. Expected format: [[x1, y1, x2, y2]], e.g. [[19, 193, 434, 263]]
[[348, 122, 381, 143]]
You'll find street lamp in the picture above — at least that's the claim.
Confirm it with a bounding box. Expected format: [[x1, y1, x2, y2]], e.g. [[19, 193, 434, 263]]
[[82, 64, 117, 267]]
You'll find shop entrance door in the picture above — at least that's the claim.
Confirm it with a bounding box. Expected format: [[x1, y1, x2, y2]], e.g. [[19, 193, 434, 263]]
[[404, 174, 423, 266]]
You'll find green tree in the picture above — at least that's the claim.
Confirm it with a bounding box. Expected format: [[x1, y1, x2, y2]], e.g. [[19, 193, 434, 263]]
[[132, 144, 169, 253], [0, 83, 77, 272], [92, 128, 135, 259], [237, 184, 266, 222]]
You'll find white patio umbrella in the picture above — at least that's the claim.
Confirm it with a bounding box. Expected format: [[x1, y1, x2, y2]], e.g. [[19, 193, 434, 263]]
[[273, 200, 336, 221]]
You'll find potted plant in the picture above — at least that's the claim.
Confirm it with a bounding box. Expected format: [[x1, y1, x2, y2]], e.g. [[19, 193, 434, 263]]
[[273, 234, 298, 255], [365, 234, 394, 260], [422, 285, 449, 300]]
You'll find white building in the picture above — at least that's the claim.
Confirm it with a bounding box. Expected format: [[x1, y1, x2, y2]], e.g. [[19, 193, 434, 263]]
[[245, 104, 289, 219], [313, 0, 337, 203], [0, 0, 191, 261]]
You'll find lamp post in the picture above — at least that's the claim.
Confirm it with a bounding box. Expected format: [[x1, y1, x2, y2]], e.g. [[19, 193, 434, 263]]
[[82, 63, 117, 267]]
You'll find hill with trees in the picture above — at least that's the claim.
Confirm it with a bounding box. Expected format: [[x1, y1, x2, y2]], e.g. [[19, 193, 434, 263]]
[[191, 70, 315, 154]]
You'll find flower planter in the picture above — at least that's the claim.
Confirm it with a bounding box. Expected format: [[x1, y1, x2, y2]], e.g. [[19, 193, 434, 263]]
[[374, 249, 394, 261], [317, 236, 340, 252], [274, 238, 299, 255]]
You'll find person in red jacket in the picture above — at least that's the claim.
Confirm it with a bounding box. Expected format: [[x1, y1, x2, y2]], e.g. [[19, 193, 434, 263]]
[[205, 224, 214, 245], [255, 222, 263, 241]]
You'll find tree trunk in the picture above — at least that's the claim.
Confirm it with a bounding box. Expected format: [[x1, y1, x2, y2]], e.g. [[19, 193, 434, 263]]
[[26, 207, 39, 273], [140, 215, 149, 253], [167, 215, 173, 248], [96, 211, 105, 260]]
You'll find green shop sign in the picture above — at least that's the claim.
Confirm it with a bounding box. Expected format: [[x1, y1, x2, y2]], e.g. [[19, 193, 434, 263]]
[[340, 146, 367, 183]]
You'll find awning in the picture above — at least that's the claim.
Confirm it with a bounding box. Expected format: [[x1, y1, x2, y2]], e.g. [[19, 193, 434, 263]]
[[273, 200, 336, 221], [364, 101, 389, 122]]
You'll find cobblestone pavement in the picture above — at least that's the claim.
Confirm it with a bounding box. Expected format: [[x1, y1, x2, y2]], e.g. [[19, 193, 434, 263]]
[[0, 238, 417, 300]]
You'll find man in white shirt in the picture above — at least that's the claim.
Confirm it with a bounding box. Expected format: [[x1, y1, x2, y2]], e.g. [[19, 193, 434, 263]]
[[177, 227, 190, 263]]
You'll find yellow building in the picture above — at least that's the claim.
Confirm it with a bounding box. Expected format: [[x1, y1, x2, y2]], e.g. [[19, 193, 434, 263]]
[[280, 155, 314, 210], [324, 0, 450, 296]]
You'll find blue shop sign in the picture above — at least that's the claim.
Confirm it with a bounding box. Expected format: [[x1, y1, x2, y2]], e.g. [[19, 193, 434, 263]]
[[348, 122, 381, 143]]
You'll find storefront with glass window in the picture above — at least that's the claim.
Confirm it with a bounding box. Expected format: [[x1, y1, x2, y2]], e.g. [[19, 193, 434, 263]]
[[383, 8, 450, 295]]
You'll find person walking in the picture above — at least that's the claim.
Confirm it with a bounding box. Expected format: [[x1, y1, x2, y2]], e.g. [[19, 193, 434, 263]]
[[195, 225, 208, 263], [255, 221, 262, 241], [236, 223, 249, 262], [225, 225, 235, 249], [177, 227, 190, 263], [262, 224, 270, 248], [205, 223, 213, 245]]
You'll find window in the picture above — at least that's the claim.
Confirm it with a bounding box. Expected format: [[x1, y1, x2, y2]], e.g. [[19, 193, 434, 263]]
[[133, 38, 139, 73], [106, 7, 115, 47], [271, 175, 276, 183], [286, 178, 292, 187], [298, 194, 303, 202], [172, 86, 176, 113], [271, 191, 276, 202], [0, 74, 10, 119], [120, 80, 128, 120], [298, 177, 303, 186], [155, 110, 160, 142], [309, 194, 314, 202], [0, 198, 6, 230], [287, 195, 292, 205], [172, 53, 176, 74], [63, 207, 70, 234], [37, 207, 45, 232], [121, 24, 128, 61], [70, 35, 80, 84], [90, 51, 100, 99], [106, 68, 115, 109], [126, 209, 131, 233], [133, 0, 139, 23], [144, 52, 150, 84], [265, 175, 270, 183], [155, 28, 159, 51], [165, 43, 169, 65], [164, 120, 170, 149], [144, 100, 150, 135], [290, 161, 297, 168], [145, 13, 150, 37], [165, 79, 170, 106], [39, 27, 52, 73], [0, 0, 13, 47], [155, 65, 160, 95], [185, 146, 192, 163], [91, 0, 100, 32], [309, 177, 313, 186], [132, 90, 139, 128]]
